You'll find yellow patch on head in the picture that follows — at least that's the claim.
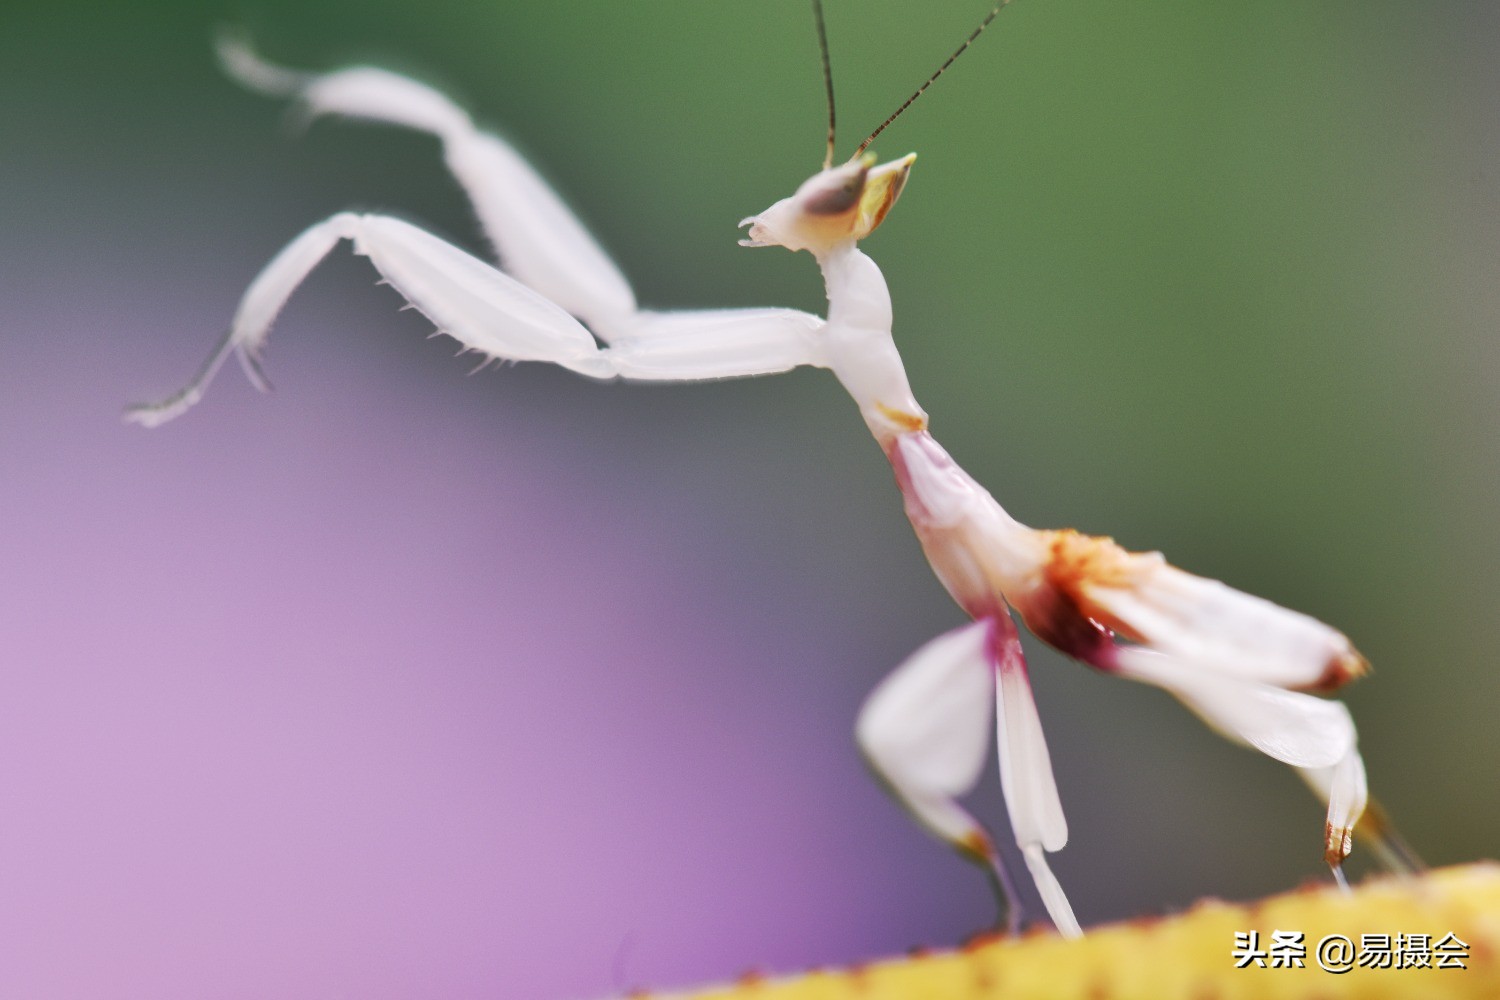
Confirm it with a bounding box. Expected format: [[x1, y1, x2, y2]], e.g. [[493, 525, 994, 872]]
[[853, 153, 916, 241]]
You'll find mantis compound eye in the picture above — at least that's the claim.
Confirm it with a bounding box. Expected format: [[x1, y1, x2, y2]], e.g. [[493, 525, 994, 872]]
[[800, 159, 868, 216]]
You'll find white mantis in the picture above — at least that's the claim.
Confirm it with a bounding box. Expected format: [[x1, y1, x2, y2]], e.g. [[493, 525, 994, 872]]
[[129, 10, 1416, 938]]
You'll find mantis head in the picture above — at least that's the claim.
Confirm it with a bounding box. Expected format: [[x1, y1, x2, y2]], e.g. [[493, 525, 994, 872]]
[[746, 0, 1011, 256], [739, 153, 915, 255]]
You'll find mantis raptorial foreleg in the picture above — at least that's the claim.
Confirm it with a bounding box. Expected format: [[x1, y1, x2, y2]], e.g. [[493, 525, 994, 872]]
[[127, 211, 599, 427], [127, 38, 834, 430], [219, 32, 638, 338], [125, 210, 832, 427]]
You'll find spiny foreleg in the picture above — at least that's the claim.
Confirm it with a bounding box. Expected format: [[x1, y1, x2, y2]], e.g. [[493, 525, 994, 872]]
[[126, 212, 603, 427], [218, 33, 638, 339]]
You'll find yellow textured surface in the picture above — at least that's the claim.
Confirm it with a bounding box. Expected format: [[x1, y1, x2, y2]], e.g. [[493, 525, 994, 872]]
[[642, 864, 1499, 1000]]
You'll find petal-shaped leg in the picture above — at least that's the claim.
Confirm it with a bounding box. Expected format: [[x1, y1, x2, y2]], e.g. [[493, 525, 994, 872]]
[[1111, 648, 1355, 770], [856, 620, 1023, 931], [858, 614, 1082, 937], [1296, 749, 1368, 890], [1299, 751, 1422, 876], [1083, 563, 1367, 691], [218, 34, 638, 338], [989, 612, 1081, 938], [1113, 645, 1388, 885], [126, 212, 601, 426]]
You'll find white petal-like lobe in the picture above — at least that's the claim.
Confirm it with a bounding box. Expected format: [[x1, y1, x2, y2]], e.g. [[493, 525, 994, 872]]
[[1302, 746, 1370, 865], [857, 621, 994, 798], [1084, 562, 1362, 689], [994, 646, 1069, 853], [1115, 648, 1355, 768], [1326, 750, 1368, 832]]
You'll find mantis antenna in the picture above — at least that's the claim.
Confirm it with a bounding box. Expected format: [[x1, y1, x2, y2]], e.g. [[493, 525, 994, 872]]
[[852, 0, 1018, 159], [811, 0, 837, 170]]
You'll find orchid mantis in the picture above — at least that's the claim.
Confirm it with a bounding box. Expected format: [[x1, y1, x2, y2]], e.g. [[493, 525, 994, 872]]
[[129, 12, 1415, 938]]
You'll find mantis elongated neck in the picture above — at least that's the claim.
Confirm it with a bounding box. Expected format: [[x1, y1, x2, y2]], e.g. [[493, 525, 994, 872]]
[[815, 242, 1036, 616], [816, 242, 928, 446]]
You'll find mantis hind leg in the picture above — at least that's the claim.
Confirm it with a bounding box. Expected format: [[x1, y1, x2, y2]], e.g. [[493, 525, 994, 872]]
[[856, 616, 1081, 937]]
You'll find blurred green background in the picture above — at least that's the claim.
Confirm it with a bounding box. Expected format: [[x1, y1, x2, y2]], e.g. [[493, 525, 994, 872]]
[[2, 0, 1496, 995]]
